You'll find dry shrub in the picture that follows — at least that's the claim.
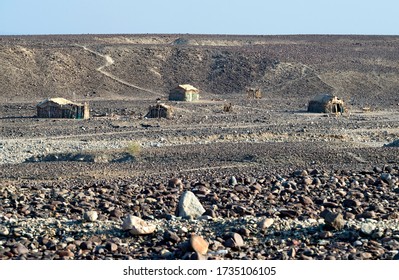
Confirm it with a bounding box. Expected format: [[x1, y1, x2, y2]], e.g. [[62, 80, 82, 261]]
[[126, 141, 142, 157]]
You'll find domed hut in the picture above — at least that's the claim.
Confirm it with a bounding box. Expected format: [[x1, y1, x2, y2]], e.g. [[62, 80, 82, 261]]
[[307, 94, 345, 114], [145, 103, 174, 119]]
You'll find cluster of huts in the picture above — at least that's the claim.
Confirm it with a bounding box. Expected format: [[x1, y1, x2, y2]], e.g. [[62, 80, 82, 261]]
[[35, 83, 346, 120]]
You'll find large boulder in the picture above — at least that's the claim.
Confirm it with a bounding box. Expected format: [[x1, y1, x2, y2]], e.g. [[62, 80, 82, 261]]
[[177, 191, 206, 218]]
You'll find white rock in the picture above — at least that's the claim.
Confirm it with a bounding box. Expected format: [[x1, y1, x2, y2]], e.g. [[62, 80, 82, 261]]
[[177, 191, 205, 218], [258, 218, 274, 230], [122, 215, 156, 235], [361, 222, 376, 236], [83, 211, 98, 222]]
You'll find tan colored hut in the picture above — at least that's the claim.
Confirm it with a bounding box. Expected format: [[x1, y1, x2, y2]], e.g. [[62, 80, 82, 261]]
[[37, 98, 90, 119], [169, 84, 199, 102], [146, 103, 174, 119], [307, 94, 345, 114]]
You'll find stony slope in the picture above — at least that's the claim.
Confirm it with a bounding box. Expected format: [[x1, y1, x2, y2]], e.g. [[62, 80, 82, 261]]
[[1, 34, 399, 109]]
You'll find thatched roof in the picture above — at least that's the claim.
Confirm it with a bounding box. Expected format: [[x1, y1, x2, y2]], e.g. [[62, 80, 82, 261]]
[[37, 97, 83, 107], [310, 93, 343, 104], [175, 84, 199, 93]]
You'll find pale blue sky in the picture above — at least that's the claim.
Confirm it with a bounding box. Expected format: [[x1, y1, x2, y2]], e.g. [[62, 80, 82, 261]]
[[0, 0, 398, 35]]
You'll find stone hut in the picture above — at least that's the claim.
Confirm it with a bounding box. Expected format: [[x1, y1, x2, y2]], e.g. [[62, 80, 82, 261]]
[[307, 94, 345, 114], [146, 103, 174, 119], [36, 98, 90, 119], [169, 84, 199, 102]]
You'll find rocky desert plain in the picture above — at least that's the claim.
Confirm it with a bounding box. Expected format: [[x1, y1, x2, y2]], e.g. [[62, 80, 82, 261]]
[[1, 34, 399, 260]]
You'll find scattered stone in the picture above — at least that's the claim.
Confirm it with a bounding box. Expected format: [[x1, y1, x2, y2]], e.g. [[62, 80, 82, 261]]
[[258, 218, 274, 230], [12, 243, 29, 255], [279, 209, 299, 218], [320, 209, 346, 230], [360, 223, 376, 236], [224, 233, 245, 249], [0, 225, 10, 236], [353, 240, 363, 246], [343, 199, 361, 208], [229, 176, 237, 186], [83, 211, 98, 222], [80, 241, 93, 250], [56, 250, 74, 258], [190, 234, 209, 255], [319, 231, 333, 239], [288, 247, 296, 258], [105, 242, 118, 252], [177, 191, 205, 218], [381, 173, 392, 182], [163, 230, 181, 243], [299, 196, 313, 205], [362, 211, 377, 219], [168, 178, 183, 188], [237, 227, 251, 237], [344, 212, 356, 220], [110, 208, 123, 218], [360, 252, 372, 259], [160, 249, 173, 258], [122, 215, 156, 235]]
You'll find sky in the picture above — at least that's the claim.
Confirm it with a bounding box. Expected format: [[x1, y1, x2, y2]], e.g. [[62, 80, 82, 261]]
[[0, 0, 398, 35]]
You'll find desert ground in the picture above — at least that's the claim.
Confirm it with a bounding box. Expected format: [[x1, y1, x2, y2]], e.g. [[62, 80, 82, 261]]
[[0, 34, 399, 260]]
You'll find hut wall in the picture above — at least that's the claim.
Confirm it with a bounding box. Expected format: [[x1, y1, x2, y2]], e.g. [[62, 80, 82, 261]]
[[146, 105, 172, 119], [83, 102, 90, 119], [169, 90, 186, 101], [307, 101, 326, 113], [169, 90, 199, 101], [37, 103, 87, 119], [308, 100, 344, 113]]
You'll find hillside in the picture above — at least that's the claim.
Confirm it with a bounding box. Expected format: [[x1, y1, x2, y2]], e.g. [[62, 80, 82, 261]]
[[1, 34, 399, 109]]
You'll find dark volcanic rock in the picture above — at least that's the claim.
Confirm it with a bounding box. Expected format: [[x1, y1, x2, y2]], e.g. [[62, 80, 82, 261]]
[[320, 210, 346, 230]]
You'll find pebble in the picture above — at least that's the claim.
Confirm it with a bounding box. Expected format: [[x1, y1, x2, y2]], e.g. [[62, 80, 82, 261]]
[[83, 211, 98, 222], [13, 243, 29, 255], [56, 250, 74, 258], [229, 176, 237, 186], [361, 223, 376, 236], [353, 240, 363, 246], [105, 242, 118, 252], [163, 230, 181, 243], [0, 225, 10, 236], [258, 218, 274, 230], [190, 234, 209, 255], [224, 233, 245, 248], [320, 210, 346, 230]]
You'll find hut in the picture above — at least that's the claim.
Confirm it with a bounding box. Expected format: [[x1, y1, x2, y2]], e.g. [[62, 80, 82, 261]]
[[246, 87, 262, 99], [169, 84, 199, 102], [307, 94, 345, 114], [145, 103, 174, 119], [36, 98, 90, 119]]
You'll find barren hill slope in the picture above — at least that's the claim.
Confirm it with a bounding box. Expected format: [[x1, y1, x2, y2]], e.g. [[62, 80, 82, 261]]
[[1, 34, 399, 109]]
